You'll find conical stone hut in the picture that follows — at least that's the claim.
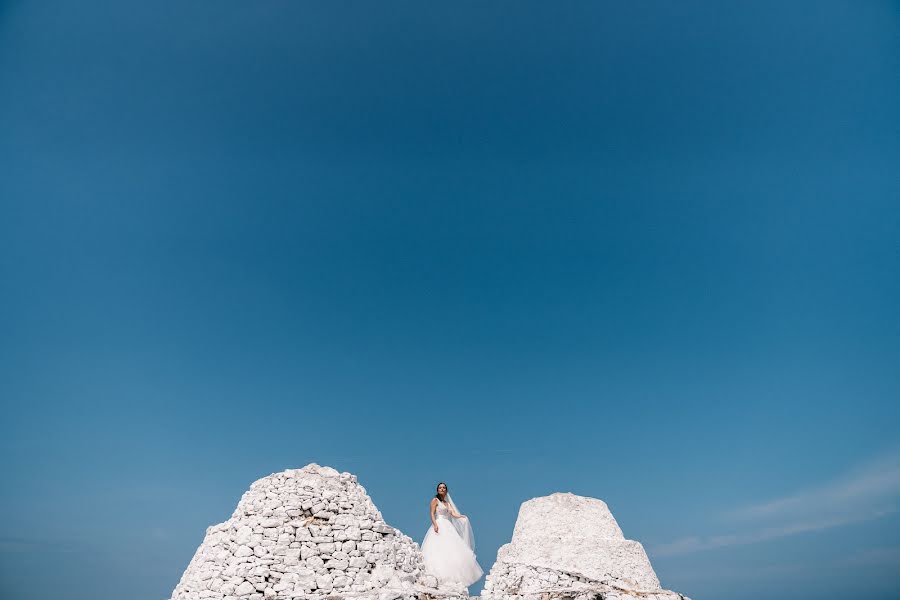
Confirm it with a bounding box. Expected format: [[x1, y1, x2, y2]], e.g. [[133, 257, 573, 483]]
[[481, 493, 691, 600], [169, 464, 466, 600]]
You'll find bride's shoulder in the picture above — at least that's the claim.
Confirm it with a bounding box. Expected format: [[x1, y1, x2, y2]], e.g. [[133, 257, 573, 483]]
[[430, 497, 438, 505]]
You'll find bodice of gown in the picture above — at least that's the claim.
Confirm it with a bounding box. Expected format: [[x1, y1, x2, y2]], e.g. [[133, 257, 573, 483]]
[[435, 501, 452, 520]]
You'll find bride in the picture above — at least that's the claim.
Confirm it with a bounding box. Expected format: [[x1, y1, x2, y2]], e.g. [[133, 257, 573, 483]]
[[420, 482, 484, 589]]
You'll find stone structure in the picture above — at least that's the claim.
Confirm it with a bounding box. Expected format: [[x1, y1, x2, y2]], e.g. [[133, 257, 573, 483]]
[[168, 464, 466, 600], [170, 468, 690, 600], [481, 493, 690, 600]]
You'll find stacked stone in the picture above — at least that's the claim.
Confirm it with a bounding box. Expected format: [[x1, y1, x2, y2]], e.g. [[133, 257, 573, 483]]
[[169, 464, 463, 600], [481, 493, 690, 600]]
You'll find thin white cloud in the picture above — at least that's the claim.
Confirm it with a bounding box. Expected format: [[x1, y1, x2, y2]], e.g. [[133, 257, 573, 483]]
[[651, 505, 896, 556], [671, 548, 900, 583], [650, 447, 900, 557], [669, 559, 817, 582], [723, 448, 900, 523]]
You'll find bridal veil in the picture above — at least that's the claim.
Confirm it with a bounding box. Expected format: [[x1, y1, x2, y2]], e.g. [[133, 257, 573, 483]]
[[444, 493, 475, 550]]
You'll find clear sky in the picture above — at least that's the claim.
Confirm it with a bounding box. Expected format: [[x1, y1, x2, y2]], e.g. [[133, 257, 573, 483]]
[[1, 2, 899, 599]]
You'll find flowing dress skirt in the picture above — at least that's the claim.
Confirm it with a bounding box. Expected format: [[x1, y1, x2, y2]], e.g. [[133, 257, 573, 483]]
[[421, 515, 484, 587]]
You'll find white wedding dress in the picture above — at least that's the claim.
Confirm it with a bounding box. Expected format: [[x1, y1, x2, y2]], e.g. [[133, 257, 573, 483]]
[[420, 496, 484, 588]]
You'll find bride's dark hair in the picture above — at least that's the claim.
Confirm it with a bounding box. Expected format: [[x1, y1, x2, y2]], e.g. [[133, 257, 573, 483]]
[[435, 482, 448, 502]]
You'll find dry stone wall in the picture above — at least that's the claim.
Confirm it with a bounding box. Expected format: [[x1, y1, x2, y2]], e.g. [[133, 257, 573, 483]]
[[169, 464, 466, 600]]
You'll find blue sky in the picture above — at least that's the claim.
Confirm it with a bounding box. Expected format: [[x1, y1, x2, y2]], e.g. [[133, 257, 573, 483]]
[[1, 2, 899, 599]]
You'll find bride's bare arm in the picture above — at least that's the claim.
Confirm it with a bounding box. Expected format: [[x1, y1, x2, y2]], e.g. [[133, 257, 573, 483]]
[[430, 498, 439, 532]]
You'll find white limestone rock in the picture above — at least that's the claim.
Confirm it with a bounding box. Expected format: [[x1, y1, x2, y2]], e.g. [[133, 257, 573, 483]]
[[482, 492, 690, 600], [168, 463, 464, 600]]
